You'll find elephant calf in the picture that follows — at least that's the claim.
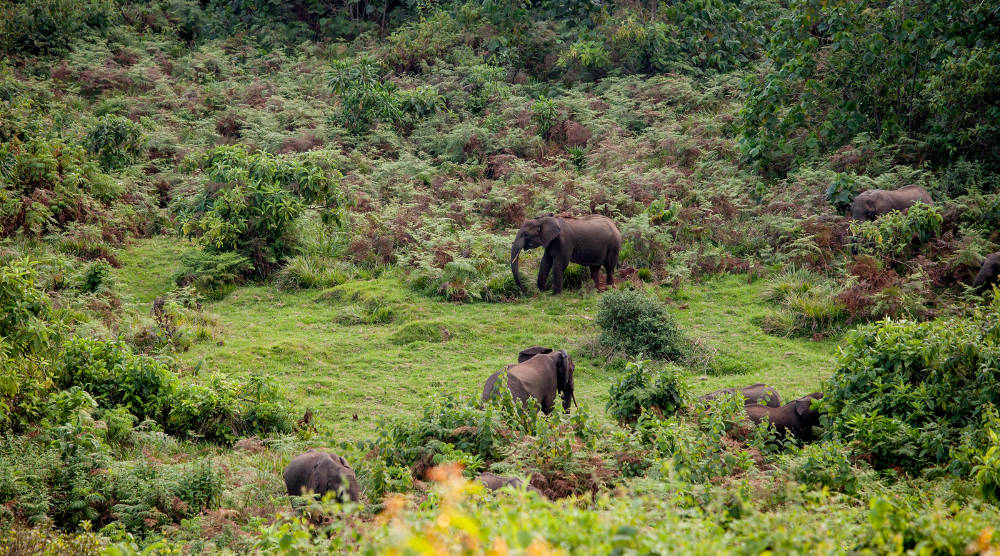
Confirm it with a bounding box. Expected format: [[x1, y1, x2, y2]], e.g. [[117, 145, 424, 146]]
[[849, 185, 932, 221], [482, 346, 576, 415], [700, 383, 781, 408], [476, 472, 541, 494], [284, 450, 360, 502], [973, 252, 1000, 293], [745, 393, 824, 442]]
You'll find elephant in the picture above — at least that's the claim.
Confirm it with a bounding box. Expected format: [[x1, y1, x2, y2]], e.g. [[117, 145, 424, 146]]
[[849, 185, 932, 221], [700, 383, 781, 408], [283, 450, 360, 502], [510, 214, 621, 294], [482, 347, 576, 414], [476, 472, 541, 494], [744, 393, 824, 442], [973, 252, 1000, 293]]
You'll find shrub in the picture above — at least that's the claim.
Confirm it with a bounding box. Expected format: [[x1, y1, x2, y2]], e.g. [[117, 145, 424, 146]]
[[849, 203, 942, 260], [273, 255, 351, 290], [596, 289, 685, 360], [328, 57, 401, 134], [55, 337, 293, 442], [606, 359, 687, 424], [85, 116, 144, 171], [173, 250, 252, 300], [788, 441, 858, 494], [823, 297, 1000, 471], [0, 0, 117, 56]]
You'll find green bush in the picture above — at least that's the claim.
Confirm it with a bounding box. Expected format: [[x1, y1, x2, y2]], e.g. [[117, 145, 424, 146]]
[[823, 297, 1000, 471], [55, 337, 293, 442], [788, 441, 858, 494], [596, 289, 685, 360], [0, 0, 118, 55], [328, 57, 402, 134], [85, 116, 145, 171], [0, 138, 121, 238], [607, 360, 687, 425], [173, 250, 251, 300], [849, 203, 943, 259]]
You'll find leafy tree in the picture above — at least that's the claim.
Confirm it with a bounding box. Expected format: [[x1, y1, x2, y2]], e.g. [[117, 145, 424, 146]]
[[328, 57, 402, 134]]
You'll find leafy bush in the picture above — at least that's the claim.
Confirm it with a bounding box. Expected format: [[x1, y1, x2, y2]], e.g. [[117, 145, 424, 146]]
[[85, 116, 144, 171], [173, 251, 252, 300], [0, 138, 121, 238], [788, 441, 858, 494], [823, 297, 1000, 471], [55, 337, 293, 442], [596, 289, 685, 360], [177, 145, 345, 276], [328, 57, 402, 134], [0, 0, 118, 55], [849, 203, 943, 260], [606, 360, 686, 424]]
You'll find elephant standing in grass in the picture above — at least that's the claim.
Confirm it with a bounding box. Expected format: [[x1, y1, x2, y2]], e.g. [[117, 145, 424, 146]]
[[745, 393, 824, 442], [849, 185, 932, 221], [482, 347, 576, 415], [284, 450, 360, 502], [973, 252, 1000, 293], [510, 214, 621, 294], [701, 383, 781, 407]]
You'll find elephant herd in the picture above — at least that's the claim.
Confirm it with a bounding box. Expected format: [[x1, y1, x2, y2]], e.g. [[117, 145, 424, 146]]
[[507, 187, 1000, 294], [280, 184, 1000, 505], [282, 349, 824, 504]]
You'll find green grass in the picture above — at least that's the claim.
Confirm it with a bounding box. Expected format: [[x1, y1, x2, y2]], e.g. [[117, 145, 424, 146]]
[[115, 240, 840, 441]]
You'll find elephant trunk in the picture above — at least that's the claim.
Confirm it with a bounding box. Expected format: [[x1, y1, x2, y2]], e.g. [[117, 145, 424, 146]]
[[510, 238, 525, 291]]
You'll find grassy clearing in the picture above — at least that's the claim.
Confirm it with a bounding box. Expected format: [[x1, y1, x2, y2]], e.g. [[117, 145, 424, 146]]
[[115, 240, 838, 440]]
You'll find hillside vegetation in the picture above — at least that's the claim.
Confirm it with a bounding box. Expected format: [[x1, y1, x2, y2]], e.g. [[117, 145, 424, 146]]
[[2, 0, 1000, 553]]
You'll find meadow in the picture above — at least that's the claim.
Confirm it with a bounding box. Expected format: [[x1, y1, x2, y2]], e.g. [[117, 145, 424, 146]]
[[2, 0, 1000, 553]]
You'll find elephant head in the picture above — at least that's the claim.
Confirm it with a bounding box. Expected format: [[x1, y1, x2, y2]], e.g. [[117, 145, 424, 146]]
[[517, 346, 553, 363], [794, 393, 824, 439], [849, 191, 889, 221], [555, 349, 576, 412], [511, 216, 562, 291]]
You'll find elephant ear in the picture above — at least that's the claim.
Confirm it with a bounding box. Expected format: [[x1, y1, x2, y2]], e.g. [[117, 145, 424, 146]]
[[518, 346, 553, 363], [539, 217, 562, 247], [555, 350, 569, 393]]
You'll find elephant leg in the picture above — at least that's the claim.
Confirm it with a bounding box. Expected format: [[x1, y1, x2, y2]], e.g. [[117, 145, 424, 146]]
[[590, 266, 601, 290], [537, 254, 552, 292], [551, 260, 566, 294], [605, 251, 617, 286]]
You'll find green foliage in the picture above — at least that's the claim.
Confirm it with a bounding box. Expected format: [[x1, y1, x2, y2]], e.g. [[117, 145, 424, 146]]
[[741, 0, 1000, 176], [849, 203, 943, 259], [824, 173, 859, 213], [823, 298, 1000, 471], [788, 441, 858, 494], [606, 359, 686, 424], [973, 427, 1000, 502], [759, 270, 847, 337], [596, 288, 685, 360], [173, 250, 252, 300], [530, 96, 558, 138], [0, 0, 118, 55], [328, 57, 402, 134], [55, 337, 293, 442], [0, 138, 122, 238], [85, 116, 144, 171]]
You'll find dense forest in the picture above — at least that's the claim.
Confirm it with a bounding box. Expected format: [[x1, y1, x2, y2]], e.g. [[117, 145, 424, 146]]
[[2, 0, 1000, 553]]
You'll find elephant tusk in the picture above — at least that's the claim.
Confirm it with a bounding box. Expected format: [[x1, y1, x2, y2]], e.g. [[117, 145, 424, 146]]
[[510, 251, 520, 265], [572, 393, 578, 408]]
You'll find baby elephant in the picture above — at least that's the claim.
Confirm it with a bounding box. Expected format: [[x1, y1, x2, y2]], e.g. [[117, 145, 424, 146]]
[[284, 450, 360, 502], [700, 383, 781, 408], [973, 252, 1000, 293], [745, 393, 824, 442], [476, 472, 541, 494]]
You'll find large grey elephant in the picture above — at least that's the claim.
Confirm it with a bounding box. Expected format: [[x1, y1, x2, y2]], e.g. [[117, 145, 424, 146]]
[[973, 252, 1000, 293], [700, 383, 781, 407], [849, 185, 932, 221], [283, 450, 360, 502], [510, 214, 621, 294], [482, 346, 576, 414], [745, 393, 824, 442]]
